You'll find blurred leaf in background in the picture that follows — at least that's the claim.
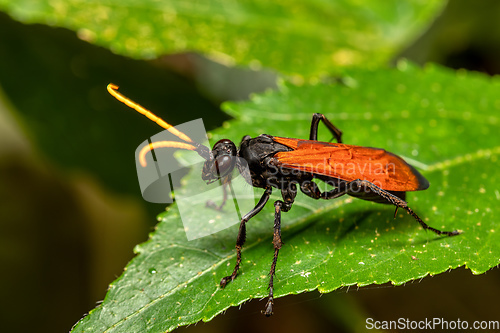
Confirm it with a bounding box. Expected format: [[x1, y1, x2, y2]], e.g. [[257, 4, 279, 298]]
[[397, 0, 500, 74], [0, 0, 446, 76], [0, 0, 499, 332]]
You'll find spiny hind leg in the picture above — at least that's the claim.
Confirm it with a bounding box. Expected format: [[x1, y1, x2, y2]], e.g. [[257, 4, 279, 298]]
[[348, 179, 460, 236]]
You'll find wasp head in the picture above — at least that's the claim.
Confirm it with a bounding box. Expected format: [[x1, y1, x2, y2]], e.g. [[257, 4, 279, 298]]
[[202, 139, 238, 184]]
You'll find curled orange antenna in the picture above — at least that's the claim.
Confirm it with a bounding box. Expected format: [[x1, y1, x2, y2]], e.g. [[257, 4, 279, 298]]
[[107, 83, 194, 143], [138, 141, 197, 167]]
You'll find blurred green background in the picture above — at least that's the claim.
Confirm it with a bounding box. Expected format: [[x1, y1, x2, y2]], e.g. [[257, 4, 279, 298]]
[[0, 1, 499, 332]]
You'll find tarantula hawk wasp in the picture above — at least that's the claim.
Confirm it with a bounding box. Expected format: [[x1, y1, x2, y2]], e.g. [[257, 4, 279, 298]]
[[107, 84, 459, 316]]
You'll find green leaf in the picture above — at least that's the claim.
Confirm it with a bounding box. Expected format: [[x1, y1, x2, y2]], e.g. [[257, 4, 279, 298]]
[[0, 0, 446, 75], [71, 62, 500, 332]]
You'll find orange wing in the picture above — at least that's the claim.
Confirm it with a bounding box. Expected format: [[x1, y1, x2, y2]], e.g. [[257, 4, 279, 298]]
[[272, 136, 428, 192]]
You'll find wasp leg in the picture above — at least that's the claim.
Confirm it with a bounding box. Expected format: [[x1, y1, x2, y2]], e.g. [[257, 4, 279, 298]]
[[205, 180, 229, 211], [300, 179, 348, 199], [347, 179, 460, 237], [309, 113, 343, 143], [264, 184, 296, 316], [220, 187, 272, 288], [263, 200, 285, 316]]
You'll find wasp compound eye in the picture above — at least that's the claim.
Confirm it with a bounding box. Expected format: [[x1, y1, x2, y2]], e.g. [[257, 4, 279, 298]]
[[214, 155, 235, 177]]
